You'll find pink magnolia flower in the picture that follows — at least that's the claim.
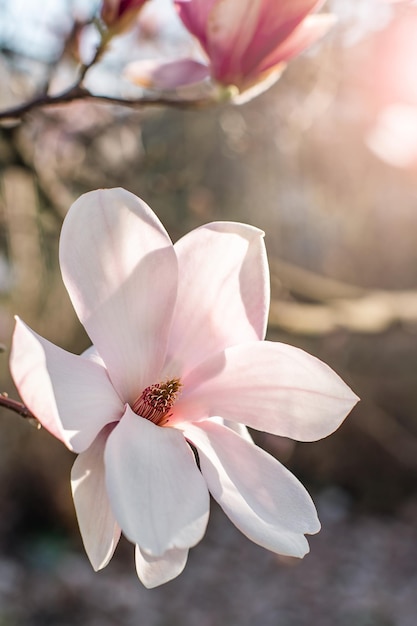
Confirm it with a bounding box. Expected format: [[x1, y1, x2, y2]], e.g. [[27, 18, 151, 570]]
[[10, 188, 358, 588], [126, 0, 335, 102]]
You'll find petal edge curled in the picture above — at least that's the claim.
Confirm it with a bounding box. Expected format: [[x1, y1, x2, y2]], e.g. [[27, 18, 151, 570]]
[[184, 420, 320, 557], [135, 545, 189, 588]]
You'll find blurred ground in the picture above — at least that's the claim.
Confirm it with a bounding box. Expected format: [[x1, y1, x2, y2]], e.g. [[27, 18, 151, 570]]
[[1, 1, 417, 624], [2, 497, 417, 626]]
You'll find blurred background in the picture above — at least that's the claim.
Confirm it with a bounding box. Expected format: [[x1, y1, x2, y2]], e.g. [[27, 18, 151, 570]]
[[1, 0, 417, 624]]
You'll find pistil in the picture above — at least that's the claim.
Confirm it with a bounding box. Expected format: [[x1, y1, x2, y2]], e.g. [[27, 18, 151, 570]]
[[132, 378, 182, 426]]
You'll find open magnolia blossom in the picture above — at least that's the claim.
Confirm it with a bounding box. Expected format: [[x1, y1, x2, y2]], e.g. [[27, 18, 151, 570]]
[[126, 0, 336, 102], [10, 188, 358, 588]]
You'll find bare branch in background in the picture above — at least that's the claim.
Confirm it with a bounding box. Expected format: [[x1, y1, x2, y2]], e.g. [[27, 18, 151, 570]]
[[269, 261, 417, 335], [0, 82, 215, 123], [0, 6, 215, 124]]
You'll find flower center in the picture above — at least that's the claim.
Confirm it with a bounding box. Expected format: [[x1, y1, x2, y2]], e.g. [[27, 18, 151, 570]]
[[131, 378, 182, 426]]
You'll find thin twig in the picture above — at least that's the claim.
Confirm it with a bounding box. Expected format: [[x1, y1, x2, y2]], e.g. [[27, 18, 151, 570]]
[[0, 85, 89, 120], [269, 273, 417, 335], [0, 85, 213, 121], [0, 393, 36, 421], [0, 14, 215, 124]]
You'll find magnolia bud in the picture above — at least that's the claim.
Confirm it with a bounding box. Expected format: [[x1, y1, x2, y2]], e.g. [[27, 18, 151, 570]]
[[101, 0, 148, 31]]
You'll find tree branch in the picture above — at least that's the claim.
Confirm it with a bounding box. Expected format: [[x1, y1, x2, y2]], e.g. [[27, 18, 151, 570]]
[[0, 12, 215, 124], [269, 259, 417, 335], [0, 84, 213, 122]]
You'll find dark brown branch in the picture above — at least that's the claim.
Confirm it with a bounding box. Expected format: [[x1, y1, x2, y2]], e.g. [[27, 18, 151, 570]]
[[0, 15, 215, 123], [0, 85, 213, 121], [0, 393, 38, 424], [84, 93, 213, 111], [0, 85, 90, 121]]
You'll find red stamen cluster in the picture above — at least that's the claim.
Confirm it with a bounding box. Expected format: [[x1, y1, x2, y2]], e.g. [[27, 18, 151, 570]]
[[132, 378, 182, 426]]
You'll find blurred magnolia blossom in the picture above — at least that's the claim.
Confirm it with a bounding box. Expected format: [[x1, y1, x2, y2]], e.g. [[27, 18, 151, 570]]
[[366, 102, 417, 168], [101, 0, 149, 33], [10, 188, 358, 588], [360, 7, 417, 168], [126, 0, 336, 102]]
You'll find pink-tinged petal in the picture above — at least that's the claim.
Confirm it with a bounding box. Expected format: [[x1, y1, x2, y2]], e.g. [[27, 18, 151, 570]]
[[135, 545, 188, 588], [175, 0, 217, 50], [174, 341, 359, 441], [81, 345, 105, 366], [106, 0, 147, 20], [59, 188, 178, 404], [240, 0, 325, 76], [210, 415, 254, 442], [71, 425, 121, 571], [207, 0, 323, 84], [206, 0, 263, 82], [184, 420, 319, 556], [10, 318, 124, 453], [258, 14, 336, 75], [104, 406, 210, 556], [125, 58, 210, 90], [233, 13, 333, 99], [217, 418, 254, 443], [164, 222, 269, 377]]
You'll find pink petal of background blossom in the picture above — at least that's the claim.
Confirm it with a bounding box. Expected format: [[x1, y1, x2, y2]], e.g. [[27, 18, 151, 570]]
[[127, 0, 335, 101], [10, 188, 358, 588], [124, 58, 210, 90], [101, 0, 148, 34], [101, 0, 148, 24]]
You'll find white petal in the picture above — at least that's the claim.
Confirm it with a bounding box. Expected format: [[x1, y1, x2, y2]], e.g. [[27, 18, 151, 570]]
[[164, 222, 269, 377], [104, 406, 210, 556], [212, 417, 254, 442], [10, 318, 124, 452], [71, 426, 121, 570], [135, 545, 189, 588], [59, 188, 178, 403], [81, 345, 105, 366], [184, 420, 320, 557], [175, 341, 359, 441]]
